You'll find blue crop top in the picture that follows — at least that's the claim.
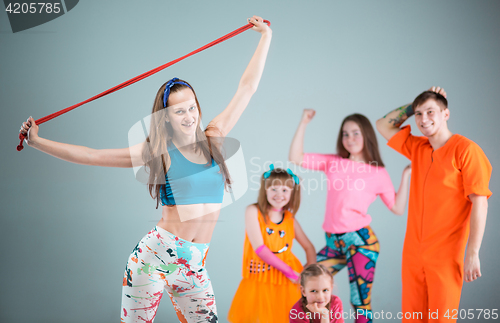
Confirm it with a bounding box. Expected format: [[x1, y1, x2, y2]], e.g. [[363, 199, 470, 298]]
[[160, 142, 225, 206]]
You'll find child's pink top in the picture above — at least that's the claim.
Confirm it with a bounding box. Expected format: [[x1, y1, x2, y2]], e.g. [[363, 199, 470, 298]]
[[302, 153, 395, 233], [289, 295, 344, 323]]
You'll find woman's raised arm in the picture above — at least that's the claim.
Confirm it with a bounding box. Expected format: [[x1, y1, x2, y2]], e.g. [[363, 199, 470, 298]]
[[20, 116, 144, 168], [289, 109, 315, 165], [206, 16, 272, 137], [390, 164, 412, 215]]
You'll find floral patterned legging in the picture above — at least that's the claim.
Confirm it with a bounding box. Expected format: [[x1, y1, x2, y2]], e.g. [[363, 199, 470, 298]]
[[121, 226, 217, 323]]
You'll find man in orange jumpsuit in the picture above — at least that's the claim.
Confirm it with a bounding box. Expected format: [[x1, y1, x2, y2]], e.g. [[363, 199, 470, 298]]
[[376, 87, 492, 322]]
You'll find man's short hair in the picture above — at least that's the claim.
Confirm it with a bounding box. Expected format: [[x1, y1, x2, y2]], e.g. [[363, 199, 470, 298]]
[[412, 91, 448, 111]]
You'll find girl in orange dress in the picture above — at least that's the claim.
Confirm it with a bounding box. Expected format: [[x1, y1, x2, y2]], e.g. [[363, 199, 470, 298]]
[[228, 165, 316, 323]]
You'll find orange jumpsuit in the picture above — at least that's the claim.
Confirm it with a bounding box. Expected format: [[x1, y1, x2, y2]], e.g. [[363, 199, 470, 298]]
[[388, 125, 492, 322]]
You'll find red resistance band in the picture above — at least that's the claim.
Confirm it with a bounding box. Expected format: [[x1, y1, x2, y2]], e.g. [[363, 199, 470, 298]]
[[17, 20, 271, 151]]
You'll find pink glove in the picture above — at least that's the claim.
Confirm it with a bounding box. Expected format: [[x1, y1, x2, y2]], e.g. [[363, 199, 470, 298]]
[[255, 245, 299, 281]]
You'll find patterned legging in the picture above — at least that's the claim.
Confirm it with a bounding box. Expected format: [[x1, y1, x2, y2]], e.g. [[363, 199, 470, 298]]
[[121, 226, 218, 323], [317, 226, 379, 323]]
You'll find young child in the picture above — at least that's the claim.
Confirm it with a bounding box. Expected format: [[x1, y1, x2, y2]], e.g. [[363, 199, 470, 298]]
[[289, 111, 411, 323], [290, 264, 344, 323], [228, 165, 316, 323]]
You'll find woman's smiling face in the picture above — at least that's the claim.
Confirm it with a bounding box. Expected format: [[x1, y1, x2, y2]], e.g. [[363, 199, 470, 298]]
[[342, 120, 364, 157], [165, 88, 199, 137]]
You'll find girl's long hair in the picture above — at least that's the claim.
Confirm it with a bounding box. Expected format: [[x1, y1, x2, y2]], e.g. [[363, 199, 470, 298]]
[[336, 113, 385, 167], [255, 167, 301, 223], [142, 79, 231, 208], [300, 263, 334, 322]]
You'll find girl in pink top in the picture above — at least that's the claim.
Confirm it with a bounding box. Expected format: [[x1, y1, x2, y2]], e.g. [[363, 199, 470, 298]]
[[289, 110, 411, 323], [290, 264, 344, 323]]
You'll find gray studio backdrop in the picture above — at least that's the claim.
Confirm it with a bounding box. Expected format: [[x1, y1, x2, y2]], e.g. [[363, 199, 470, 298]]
[[1, 1, 499, 322]]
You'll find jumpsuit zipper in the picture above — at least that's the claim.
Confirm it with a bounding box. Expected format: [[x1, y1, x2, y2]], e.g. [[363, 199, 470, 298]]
[[421, 150, 434, 241]]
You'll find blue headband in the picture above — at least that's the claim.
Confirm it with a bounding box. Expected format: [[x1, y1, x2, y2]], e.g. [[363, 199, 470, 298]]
[[163, 77, 192, 108], [263, 164, 275, 178], [263, 164, 300, 185], [286, 168, 300, 185]]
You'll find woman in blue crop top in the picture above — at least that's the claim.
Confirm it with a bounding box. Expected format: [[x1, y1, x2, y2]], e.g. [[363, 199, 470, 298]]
[[20, 16, 271, 323]]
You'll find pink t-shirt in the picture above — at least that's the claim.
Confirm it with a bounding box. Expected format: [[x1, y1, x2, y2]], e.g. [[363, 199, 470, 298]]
[[302, 153, 395, 233], [289, 295, 344, 323]]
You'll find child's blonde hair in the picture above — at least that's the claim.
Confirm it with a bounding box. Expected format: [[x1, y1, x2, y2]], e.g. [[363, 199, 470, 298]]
[[300, 264, 334, 319], [255, 167, 301, 224]]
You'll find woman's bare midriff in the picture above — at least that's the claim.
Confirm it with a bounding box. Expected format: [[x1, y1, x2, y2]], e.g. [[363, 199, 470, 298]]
[[156, 203, 221, 243]]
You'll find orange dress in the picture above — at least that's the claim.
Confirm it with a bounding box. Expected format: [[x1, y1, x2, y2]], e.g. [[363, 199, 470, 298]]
[[388, 125, 492, 322], [228, 210, 303, 323]]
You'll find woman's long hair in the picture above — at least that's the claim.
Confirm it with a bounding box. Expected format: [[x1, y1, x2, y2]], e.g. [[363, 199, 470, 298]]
[[336, 113, 385, 167], [142, 79, 231, 207], [300, 263, 334, 323], [255, 168, 301, 223]]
